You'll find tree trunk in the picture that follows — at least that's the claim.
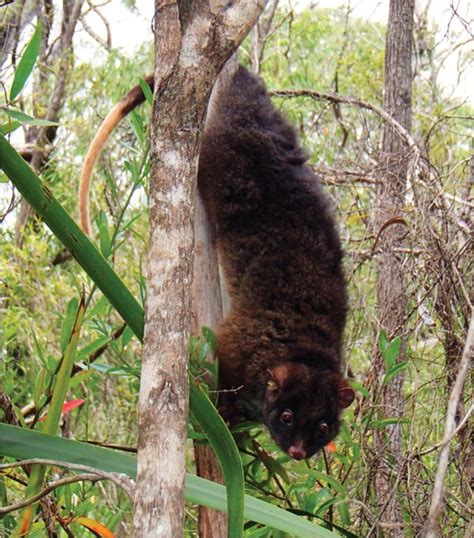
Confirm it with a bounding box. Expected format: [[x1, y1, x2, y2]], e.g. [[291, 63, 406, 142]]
[[373, 0, 414, 534], [132, 2, 263, 535], [192, 61, 239, 538]]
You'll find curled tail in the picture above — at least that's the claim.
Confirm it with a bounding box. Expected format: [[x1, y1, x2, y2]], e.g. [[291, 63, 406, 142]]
[[78, 75, 154, 235]]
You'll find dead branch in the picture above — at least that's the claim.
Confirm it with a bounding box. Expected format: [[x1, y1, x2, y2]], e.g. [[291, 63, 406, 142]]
[[271, 88, 418, 150], [423, 312, 474, 537], [0, 474, 102, 515], [415, 404, 473, 457], [0, 458, 135, 498]]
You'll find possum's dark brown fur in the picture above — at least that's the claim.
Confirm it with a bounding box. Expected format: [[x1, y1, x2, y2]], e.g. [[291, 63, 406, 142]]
[[79, 66, 354, 460], [198, 67, 354, 459]]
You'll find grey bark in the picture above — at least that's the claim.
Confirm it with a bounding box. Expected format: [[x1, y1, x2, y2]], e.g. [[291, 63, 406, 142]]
[[373, 0, 414, 535], [133, 2, 263, 536]]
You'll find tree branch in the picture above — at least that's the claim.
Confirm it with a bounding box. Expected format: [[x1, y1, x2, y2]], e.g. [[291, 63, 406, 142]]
[[271, 88, 417, 150], [0, 458, 135, 498], [423, 313, 474, 537], [0, 473, 102, 515]]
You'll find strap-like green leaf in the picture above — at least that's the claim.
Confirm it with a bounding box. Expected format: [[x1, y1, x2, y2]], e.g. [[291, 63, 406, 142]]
[[0, 424, 338, 537], [4, 108, 60, 127], [9, 22, 43, 101]]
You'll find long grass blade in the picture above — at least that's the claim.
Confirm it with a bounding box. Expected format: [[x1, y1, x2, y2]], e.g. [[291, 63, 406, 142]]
[[0, 425, 338, 537]]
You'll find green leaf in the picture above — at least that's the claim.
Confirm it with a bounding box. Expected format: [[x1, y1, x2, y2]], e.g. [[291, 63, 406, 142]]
[[14, 298, 85, 535], [378, 329, 389, 354], [190, 381, 245, 537], [4, 108, 60, 127], [382, 361, 409, 387], [10, 21, 42, 100], [60, 298, 79, 354], [121, 325, 134, 347], [370, 418, 409, 429], [68, 370, 93, 389], [97, 210, 112, 258], [29, 323, 47, 369], [130, 111, 144, 144], [46, 298, 85, 435], [32, 370, 46, 408], [47, 355, 59, 373], [124, 159, 138, 178], [202, 326, 217, 351], [347, 380, 368, 399], [0, 121, 22, 135], [76, 336, 112, 361], [382, 336, 402, 370], [139, 77, 154, 105], [0, 424, 338, 537], [308, 468, 351, 525]]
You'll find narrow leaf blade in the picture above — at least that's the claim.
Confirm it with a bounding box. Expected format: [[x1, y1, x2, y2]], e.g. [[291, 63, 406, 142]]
[[0, 424, 338, 537], [10, 21, 42, 100], [4, 108, 59, 127]]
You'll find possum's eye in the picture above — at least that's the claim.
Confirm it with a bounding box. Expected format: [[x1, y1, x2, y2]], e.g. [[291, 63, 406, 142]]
[[280, 409, 294, 424], [318, 421, 329, 435]]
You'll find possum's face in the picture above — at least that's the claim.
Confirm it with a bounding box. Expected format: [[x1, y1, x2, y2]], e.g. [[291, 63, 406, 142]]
[[262, 363, 354, 459]]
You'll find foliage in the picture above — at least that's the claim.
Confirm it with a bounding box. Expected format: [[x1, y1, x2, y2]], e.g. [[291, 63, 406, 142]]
[[0, 123, 334, 536], [1, 3, 472, 537]]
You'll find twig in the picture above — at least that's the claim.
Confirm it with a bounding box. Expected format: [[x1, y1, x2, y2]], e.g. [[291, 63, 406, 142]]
[[271, 88, 418, 150], [80, 15, 110, 50], [367, 456, 408, 536], [0, 473, 102, 514], [0, 458, 135, 498], [414, 404, 473, 457], [423, 312, 474, 537]]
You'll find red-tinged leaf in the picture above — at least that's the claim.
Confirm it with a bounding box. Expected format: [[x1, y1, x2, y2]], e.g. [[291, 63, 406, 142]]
[[326, 441, 336, 453], [75, 517, 115, 538], [38, 399, 85, 422], [61, 399, 85, 414]]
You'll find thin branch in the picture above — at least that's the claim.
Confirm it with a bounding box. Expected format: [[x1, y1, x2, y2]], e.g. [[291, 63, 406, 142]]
[[271, 88, 418, 150], [423, 312, 474, 537], [0, 473, 102, 515], [415, 404, 473, 457], [0, 458, 135, 498], [80, 15, 110, 50]]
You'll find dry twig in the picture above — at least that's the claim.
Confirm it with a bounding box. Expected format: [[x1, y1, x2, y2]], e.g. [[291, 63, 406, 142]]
[[423, 313, 474, 537], [0, 458, 135, 498]]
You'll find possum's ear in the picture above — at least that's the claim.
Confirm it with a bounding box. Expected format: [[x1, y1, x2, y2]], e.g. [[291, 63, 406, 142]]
[[337, 380, 355, 409], [267, 362, 302, 389]]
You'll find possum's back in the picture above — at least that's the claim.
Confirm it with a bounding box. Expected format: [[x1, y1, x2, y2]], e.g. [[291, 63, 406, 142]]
[[198, 67, 347, 332]]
